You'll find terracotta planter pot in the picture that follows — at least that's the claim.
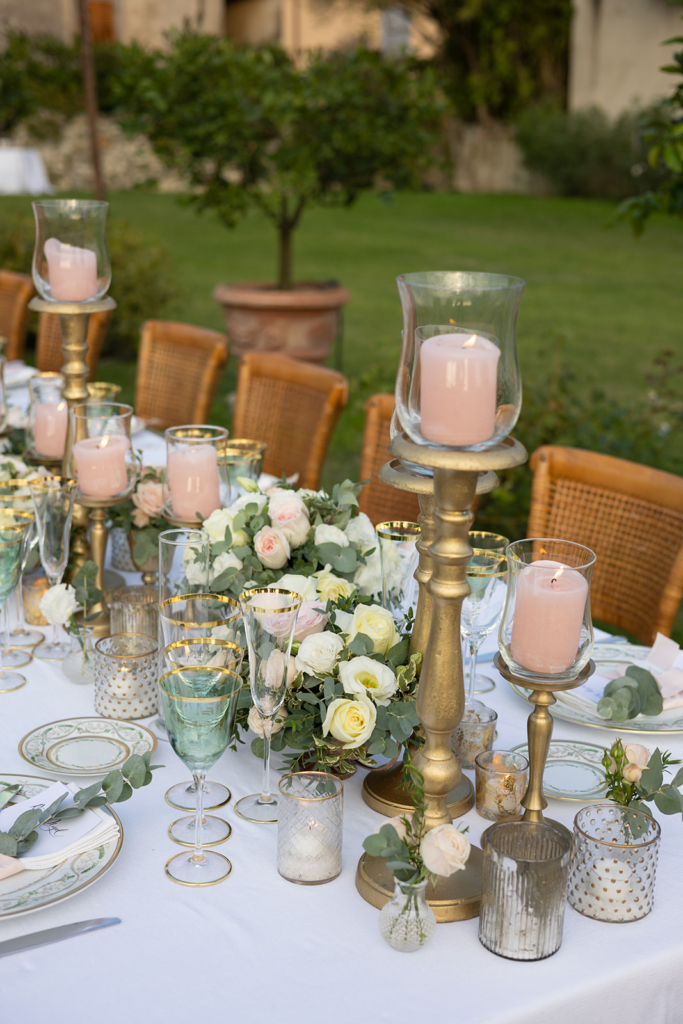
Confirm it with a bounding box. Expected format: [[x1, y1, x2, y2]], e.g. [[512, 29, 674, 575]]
[[213, 281, 351, 364]]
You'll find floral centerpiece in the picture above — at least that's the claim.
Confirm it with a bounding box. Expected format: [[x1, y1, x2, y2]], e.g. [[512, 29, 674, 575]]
[[107, 464, 165, 568], [185, 480, 421, 774]]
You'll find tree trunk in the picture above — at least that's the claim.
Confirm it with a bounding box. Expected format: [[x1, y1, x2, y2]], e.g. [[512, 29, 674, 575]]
[[78, 0, 106, 201], [278, 219, 293, 291]]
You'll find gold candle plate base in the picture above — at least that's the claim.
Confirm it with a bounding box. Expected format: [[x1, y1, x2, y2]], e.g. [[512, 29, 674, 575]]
[[362, 764, 474, 819]]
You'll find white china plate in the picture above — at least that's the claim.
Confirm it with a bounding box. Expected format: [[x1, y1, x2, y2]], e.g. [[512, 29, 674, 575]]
[[19, 717, 157, 776], [510, 740, 608, 801], [509, 644, 683, 734], [0, 774, 123, 919]]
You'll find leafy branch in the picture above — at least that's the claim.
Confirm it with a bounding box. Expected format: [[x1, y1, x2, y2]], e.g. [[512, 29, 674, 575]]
[[603, 739, 683, 817], [597, 665, 663, 721]]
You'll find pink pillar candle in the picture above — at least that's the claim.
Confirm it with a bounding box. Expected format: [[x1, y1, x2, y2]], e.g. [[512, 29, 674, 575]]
[[167, 444, 221, 521], [44, 238, 98, 302], [510, 560, 588, 674], [420, 333, 500, 446], [34, 401, 68, 458], [72, 435, 130, 499]]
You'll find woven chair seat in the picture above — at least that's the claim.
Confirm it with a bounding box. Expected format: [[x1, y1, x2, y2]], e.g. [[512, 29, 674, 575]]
[[36, 311, 110, 380], [358, 394, 420, 526], [0, 270, 34, 362]]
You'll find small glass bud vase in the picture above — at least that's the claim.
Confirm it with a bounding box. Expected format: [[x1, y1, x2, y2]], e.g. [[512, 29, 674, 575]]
[[164, 426, 231, 523], [379, 879, 437, 952], [32, 199, 111, 302], [70, 402, 135, 502], [395, 272, 524, 451], [28, 373, 67, 461], [498, 538, 596, 684], [62, 628, 95, 685]]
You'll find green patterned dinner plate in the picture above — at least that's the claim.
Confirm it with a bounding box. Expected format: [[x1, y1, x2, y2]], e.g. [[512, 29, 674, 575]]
[[0, 774, 123, 919], [510, 741, 608, 801], [19, 717, 157, 776]]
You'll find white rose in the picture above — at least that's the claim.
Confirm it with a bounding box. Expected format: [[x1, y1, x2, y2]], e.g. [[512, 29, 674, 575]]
[[420, 824, 471, 877], [339, 656, 398, 706], [213, 550, 243, 575], [253, 525, 290, 569], [314, 523, 349, 548], [268, 491, 310, 548], [315, 567, 357, 603], [268, 574, 318, 601], [184, 559, 208, 587], [322, 693, 377, 748], [347, 603, 399, 655], [623, 743, 650, 769], [344, 511, 377, 549], [295, 631, 345, 676], [230, 492, 268, 515], [353, 552, 383, 599], [40, 583, 79, 627], [248, 705, 288, 737], [331, 608, 354, 633], [373, 815, 408, 841], [203, 508, 233, 543]]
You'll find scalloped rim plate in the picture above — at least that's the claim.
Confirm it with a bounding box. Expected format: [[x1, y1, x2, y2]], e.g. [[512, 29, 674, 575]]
[[0, 773, 123, 919], [510, 740, 608, 801], [19, 717, 157, 776]]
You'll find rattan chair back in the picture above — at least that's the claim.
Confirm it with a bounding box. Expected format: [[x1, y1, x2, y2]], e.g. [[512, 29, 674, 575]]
[[36, 310, 110, 380], [0, 270, 34, 362], [358, 394, 420, 526], [135, 319, 228, 430], [528, 445, 683, 644], [232, 352, 348, 490]]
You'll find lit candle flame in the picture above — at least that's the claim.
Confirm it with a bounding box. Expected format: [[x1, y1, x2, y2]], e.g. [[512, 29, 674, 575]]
[[551, 567, 564, 585], [57, 401, 66, 412], [462, 334, 477, 348], [98, 434, 110, 449]]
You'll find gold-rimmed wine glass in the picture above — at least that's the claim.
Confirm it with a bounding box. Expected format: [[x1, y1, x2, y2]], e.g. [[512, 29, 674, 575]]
[[160, 666, 242, 886], [466, 531, 510, 693], [29, 477, 77, 660], [0, 509, 36, 668], [376, 520, 420, 630], [0, 526, 29, 692], [0, 479, 43, 649], [462, 552, 507, 708]]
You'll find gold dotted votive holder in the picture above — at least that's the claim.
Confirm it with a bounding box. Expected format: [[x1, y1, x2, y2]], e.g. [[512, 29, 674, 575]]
[[475, 749, 529, 823], [94, 633, 159, 720]]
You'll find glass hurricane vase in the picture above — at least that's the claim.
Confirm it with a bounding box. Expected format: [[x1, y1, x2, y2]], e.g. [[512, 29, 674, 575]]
[[378, 879, 437, 952], [32, 199, 111, 303]]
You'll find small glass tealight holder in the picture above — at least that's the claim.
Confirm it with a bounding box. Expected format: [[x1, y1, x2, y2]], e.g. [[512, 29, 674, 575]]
[[93, 633, 159, 720], [475, 749, 528, 823], [164, 425, 230, 523], [479, 821, 570, 960], [277, 772, 343, 885], [70, 402, 134, 502], [220, 438, 267, 499], [32, 199, 111, 303], [451, 700, 497, 769], [28, 373, 68, 461], [87, 381, 122, 402], [110, 585, 158, 638]]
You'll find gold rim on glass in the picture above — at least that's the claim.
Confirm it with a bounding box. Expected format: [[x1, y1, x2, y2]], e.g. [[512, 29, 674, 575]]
[[0, 526, 25, 547], [0, 510, 34, 528], [29, 477, 77, 492], [239, 587, 302, 614], [159, 667, 242, 702], [278, 771, 344, 802], [164, 853, 232, 886], [94, 633, 158, 661], [469, 531, 509, 553], [574, 803, 661, 849], [165, 638, 242, 659], [160, 593, 240, 628], [167, 816, 233, 847], [376, 521, 421, 541], [165, 425, 228, 443]]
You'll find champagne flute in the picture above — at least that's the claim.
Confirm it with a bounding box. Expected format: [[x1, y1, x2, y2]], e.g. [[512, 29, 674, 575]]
[[461, 553, 507, 708], [467, 531, 510, 692], [235, 588, 302, 824], [0, 479, 44, 648], [0, 509, 35, 669], [29, 477, 77, 660], [0, 527, 29, 692], [377, 521, 420, 631], [160, 666, 242, 886]]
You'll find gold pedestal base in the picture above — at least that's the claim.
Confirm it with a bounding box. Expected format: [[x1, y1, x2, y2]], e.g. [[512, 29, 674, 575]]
[[356, 846, 483, 922], [362, 763, 474, 819]]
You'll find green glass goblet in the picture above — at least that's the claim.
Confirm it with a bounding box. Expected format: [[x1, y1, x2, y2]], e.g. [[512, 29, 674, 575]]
[[0, 481, 43, 648], [0, 527, 29, 692], [0, 509, 36, 667], [30, 477, 77, 660], [160, 665, 242, 886]]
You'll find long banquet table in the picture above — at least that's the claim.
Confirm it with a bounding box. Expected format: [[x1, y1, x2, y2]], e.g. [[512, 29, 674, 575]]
[[1, 430, 683, 1023]]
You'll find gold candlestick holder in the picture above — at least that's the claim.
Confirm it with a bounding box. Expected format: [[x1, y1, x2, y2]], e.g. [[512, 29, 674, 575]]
[[493, 652, 595, 841], [75, 493, 129, 638], [361, 459, 500, 821], [356, 432, 527, 922]]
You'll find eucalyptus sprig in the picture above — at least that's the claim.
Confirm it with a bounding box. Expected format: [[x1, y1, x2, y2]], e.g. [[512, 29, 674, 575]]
[[68, 560, 103, 656], [603, 738, 683, 817], [597, 666, 663, 721], [0, 752, 163, 858]]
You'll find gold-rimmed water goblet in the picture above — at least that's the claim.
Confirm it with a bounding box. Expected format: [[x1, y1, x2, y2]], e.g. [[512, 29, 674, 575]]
[[467, 531, 509, 695], [376, 520, 420, 631], [160, 593, 243, 812], [235, 588, 302, 824], [0, 509, 36, 669], [0, 479, 44, 649], [0, 526, 29, 691], [29, 477, 78, 660], [159, 665, 242, 886], [462, 552, 507, 709]]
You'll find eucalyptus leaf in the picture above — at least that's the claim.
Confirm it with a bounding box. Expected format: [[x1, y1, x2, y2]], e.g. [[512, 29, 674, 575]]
[[122, 754, 147, 789], [653, 785, 683, 816], [362, 833, 388, 857], [0, 832, 17, 856], [9, 807, 42, 839], [386, 638, 409, 668], [102, 771, 125, 803], [74, 782, 103, 807], [16, 831, 38, 856], [347, 633, 374, 656]]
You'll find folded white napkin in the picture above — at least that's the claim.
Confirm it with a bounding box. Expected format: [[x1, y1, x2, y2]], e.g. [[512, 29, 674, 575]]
[[4, 361, 37, 388], [20, 811, 119, 871]]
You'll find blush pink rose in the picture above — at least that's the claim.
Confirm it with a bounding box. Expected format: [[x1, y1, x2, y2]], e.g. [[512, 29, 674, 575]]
[[132, 480, 164, 521], [253, 526, 290, 569], [293, 600, 327, 641], [268, 491, 310, 548]]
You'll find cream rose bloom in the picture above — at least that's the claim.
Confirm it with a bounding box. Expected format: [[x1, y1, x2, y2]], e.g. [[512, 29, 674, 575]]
[[314, 524, 349, 548], [332, 608, 353, 633], [622, 742, 650, 783], [420, 824, 471, 877], [268, 491, 310, 548], [347, 603, 399, 655], [322, 693, 377, 748], [344, 512, 376, 549], [268, 574, 318, 601], [40, 583, 79, 627], [248, 705, 288, 736], [132, 480, 163, 523], [212, 550, 243, 576], [253, 526, 290, 569], [373, 815, 408, 841], [183, 559, 208, 587], [202, 507, 233, 543], [339, 656, 398, 706], [295, 631, 344, 675], [353, 553, 383, 599], [315, 567, 357, 603]]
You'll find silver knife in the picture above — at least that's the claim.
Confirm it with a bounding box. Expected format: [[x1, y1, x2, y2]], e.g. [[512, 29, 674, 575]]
[[0, 917, 120, 957]]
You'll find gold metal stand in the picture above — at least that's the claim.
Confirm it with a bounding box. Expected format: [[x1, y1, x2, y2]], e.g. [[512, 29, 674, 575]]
[[76, 494, 128, 638], [356, 434, 527, 922], [493, 652, 595, 841]]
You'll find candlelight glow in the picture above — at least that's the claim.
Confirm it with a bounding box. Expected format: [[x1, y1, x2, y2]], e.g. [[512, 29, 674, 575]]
[[57, 401, 66, 412], [462, 334, 477, 348], [551, 567, 565, 585], [98, 434, 110, 449]]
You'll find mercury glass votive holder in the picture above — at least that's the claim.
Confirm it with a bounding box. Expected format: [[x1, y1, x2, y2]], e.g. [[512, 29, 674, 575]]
[[475, 749, 528, 822], [23, 572, 50, 625], [277, 772, 343, 885], [93, 633, 159, 719], [110, 585, 158, 638], [451, 700, 497, 769], [567, 803, 661, 923], [87, 382, 122, 402], [479, 821, 570, 960]]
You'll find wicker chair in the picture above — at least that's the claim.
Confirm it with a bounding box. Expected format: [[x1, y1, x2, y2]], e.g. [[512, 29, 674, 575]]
[[528, 445, 683, 644], [0, 270, 34, 362], [232, 353, 348, 490], [135, 320, 229, 430], [36, 311, 111, 380], [358, 394, 420, 526]]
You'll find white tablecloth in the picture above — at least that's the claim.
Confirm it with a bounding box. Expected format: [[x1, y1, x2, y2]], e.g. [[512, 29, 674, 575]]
[[0, 147, 53, 196], [1, 429, 683, 1023]]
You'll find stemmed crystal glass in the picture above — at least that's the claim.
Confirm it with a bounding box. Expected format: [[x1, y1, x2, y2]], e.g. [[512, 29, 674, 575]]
[[0, 509, 36, 669], [0, 480, 43, 648], [377, 521, 420, 631], [466, 531, 509, 693], [235, 588, 302, 824], [461, 553, 507, 708], [0, 527, 29, 692], [29, 477, 77, 660], [159, 666, 242, 886], [160, 594, 242, 812]]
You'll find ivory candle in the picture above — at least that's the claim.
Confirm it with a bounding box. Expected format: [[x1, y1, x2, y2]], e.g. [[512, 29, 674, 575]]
[[34, 401, 68, 458], [420, 332, 500, 446], [72, 434, 130, 499], [44, 238, 98, 302], [510, 560, 587, 675], [167, 444, 221, 521]]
